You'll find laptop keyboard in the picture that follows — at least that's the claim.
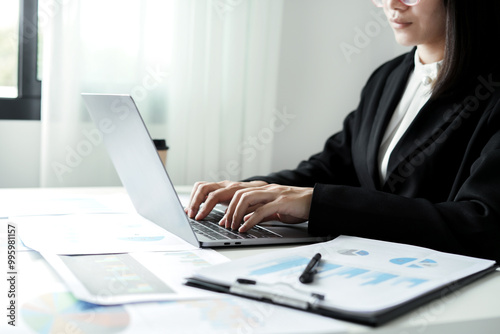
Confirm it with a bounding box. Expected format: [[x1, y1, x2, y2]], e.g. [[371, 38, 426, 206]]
[[190, 210, 282, 240]]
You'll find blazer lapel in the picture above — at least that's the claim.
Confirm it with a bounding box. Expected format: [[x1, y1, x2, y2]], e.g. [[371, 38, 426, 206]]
[[365, 51, 415, 189]]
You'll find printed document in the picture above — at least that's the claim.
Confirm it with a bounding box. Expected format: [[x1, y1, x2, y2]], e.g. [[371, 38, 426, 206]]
[[16, 213, 197, 254], [190, 236, 496, 318], [42, 249, 229, 304]]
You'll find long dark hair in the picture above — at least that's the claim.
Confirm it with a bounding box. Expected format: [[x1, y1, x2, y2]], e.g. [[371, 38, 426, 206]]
[[432, 0, 500, 99]]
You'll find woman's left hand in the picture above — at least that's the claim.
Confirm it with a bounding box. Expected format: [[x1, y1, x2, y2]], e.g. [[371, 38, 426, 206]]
[[219, 184, 314, 232]]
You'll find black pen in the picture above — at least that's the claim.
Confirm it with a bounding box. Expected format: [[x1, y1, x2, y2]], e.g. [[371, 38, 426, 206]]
[[299, 253, 322, 284]]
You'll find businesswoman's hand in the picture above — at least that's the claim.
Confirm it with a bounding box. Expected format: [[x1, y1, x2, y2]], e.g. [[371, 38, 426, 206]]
[[186, 180, 268, 220], [220, 184, 314, 232]]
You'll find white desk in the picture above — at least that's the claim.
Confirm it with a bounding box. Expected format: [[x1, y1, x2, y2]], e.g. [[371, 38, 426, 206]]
[[1, 187, 499, 334]]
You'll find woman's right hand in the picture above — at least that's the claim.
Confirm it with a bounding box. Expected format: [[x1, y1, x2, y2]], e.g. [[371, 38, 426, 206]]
[[185, 180, 268, 221]]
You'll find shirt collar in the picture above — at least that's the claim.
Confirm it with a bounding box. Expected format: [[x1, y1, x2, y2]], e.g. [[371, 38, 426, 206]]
[[414, 50, 443, 86]]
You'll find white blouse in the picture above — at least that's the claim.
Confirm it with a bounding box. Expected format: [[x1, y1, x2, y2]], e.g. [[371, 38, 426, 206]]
[[378, 51, 443, 184]]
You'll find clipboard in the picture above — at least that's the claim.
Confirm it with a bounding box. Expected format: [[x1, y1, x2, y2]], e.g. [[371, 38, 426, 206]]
[[186, 236, 498, 326]]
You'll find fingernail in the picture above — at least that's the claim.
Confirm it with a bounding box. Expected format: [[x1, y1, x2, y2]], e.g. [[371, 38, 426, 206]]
[[219, 217, 226, 226]]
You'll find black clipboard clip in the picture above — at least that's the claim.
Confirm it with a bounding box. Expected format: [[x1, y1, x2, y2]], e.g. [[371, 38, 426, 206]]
[[230, 278, 325, 310]]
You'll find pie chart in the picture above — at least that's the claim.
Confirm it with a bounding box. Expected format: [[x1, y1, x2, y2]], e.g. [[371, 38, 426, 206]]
[[338, 249, 369, 256], [21, 292, 130, 334], [390, 257, 438, 268]]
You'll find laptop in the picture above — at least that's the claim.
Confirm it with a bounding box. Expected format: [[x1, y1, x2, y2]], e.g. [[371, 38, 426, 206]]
[[82, 93, 325, 247]]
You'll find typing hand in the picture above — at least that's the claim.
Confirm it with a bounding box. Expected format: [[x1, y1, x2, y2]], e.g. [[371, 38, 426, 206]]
[[185, 180, 268, 221], [219, 184, 313, 232]]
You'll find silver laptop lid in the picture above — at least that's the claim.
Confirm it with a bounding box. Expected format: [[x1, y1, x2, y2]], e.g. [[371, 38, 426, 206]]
[[82, 93, 199, 247]]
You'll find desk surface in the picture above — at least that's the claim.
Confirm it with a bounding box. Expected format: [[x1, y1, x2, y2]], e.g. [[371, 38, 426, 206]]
[[2, 186, 499, 334]]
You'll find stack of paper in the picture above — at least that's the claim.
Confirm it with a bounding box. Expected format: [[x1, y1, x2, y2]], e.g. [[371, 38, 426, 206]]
[[188, 236, 497, 325]]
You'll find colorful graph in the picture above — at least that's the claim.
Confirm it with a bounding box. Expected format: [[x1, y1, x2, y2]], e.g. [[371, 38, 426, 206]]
[[390, 258, 438, 268], [21, 292, 130, 334], [60, 254, 175, 296], [247, 255, 429, 289]]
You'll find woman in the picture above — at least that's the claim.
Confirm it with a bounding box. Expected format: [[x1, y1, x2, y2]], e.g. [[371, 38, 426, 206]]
[[186, 0, 500, 262]]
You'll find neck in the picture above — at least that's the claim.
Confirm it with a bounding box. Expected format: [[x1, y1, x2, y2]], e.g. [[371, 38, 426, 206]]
[[417, 44, 445, 64]]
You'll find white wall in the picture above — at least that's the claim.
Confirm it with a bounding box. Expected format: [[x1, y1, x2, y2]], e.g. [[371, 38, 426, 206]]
[[272, 0, 409, 172], [0, 121, 41, 187]]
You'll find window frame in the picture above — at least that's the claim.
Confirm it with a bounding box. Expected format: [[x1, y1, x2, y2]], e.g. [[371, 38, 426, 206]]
[[0, 0, 41, 120]]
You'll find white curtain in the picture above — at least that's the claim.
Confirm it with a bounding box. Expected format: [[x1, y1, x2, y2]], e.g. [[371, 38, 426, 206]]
[[39, 0, 283, 187]]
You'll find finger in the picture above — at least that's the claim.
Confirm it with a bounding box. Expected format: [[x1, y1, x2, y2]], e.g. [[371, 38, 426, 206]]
[[187, 181, 203, 207], [187, 182, 220, 218], [227, 187, 280, 229], [242, 207, 307, 228], [220, 204, 260, 227], [223, 187, 255, 228], [238, 201, 283, 232], [195, 187, 234, 220], [244, 212, 280, 223], [186, 181, 203, 213], [230, 190, 276, 230]]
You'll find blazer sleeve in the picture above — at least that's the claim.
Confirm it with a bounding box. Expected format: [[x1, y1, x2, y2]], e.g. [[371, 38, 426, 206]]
[[308, 99, 500, 263], [246, 52, 500, 262]]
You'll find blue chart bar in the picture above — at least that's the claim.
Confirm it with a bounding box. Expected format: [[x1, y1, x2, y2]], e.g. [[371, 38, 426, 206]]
[[249, 257, 310, 276], [393, 277, 428, 288], [248, 257, 430, 288], [249, 257, 343, 277], [360, 272, 398, 286], [318, 264, 428, 288], [334, 267, 370, 278], [318, 263, 342, 274]]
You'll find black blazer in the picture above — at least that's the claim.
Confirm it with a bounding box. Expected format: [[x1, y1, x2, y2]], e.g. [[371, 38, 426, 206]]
[[247, 49, 500, 262]]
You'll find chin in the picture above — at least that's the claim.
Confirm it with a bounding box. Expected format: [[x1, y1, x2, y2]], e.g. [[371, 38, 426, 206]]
[[393, 34, 416, 47]]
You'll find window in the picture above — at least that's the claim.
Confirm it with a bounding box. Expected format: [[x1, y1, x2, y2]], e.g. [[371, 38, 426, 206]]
[[0, 0, 19, 98], [0, 0, 41, 120]]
